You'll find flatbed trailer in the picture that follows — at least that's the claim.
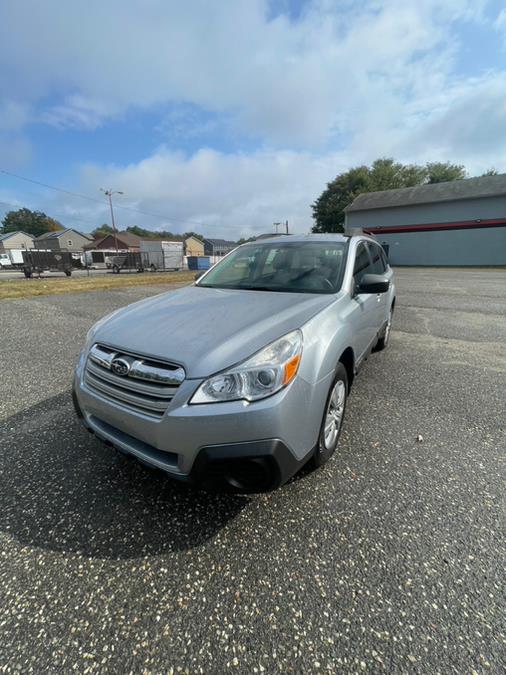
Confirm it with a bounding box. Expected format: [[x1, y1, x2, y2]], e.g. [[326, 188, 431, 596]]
[[110, 252, 144, 273]]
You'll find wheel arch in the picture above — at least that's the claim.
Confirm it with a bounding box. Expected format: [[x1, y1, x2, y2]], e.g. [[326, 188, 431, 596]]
[[339, 346, 355, 390]]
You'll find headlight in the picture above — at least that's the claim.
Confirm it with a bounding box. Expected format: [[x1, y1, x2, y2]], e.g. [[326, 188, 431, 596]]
[[190, 330, 303, 404]]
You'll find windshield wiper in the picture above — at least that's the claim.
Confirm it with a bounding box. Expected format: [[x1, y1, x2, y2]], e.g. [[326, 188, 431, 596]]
[[236, 285, 287, 292]]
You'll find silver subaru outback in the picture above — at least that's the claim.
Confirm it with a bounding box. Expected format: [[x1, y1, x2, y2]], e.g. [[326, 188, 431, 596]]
[[73, 233, 395, 492]]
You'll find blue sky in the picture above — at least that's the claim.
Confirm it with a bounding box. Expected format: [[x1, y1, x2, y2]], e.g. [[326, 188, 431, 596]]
[[1, 0, 506, 238]]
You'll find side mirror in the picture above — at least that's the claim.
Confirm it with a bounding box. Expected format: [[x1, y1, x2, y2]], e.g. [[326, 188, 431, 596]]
[[357, 273, 390, 294], [194, 270, 206, 281]]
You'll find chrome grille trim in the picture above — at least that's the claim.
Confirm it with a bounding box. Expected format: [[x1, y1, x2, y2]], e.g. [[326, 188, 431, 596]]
[[85, 343, 184, 418], [89, 344, 185, 385], [84, 373, 169, 414], [86, 360, 175, 398], [129, 359, 184, 385]]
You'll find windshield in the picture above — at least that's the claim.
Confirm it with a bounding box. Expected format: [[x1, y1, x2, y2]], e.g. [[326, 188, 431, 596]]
[[198, 241, 347, 294]]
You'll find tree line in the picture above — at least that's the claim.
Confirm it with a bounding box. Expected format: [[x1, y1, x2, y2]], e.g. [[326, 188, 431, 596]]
[[90, 224, 206, 242], [0, 210, 206, 243]]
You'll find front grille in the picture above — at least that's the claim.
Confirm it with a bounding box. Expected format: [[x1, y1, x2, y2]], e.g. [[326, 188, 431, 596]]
[[84, 343, 185, 418]]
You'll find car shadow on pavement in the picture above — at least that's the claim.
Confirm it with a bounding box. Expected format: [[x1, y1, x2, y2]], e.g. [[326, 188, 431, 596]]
[[0, 392, 249, 559]]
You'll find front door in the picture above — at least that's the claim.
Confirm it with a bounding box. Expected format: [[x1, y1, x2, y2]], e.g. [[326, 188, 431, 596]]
[[350, 242, 378, 363]]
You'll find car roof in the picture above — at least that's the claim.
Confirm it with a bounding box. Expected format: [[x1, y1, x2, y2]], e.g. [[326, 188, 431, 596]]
[[242, 233, 374, 245]]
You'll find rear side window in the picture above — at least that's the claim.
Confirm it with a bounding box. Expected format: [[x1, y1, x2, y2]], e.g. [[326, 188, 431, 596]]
[[367, 242, 387, 274], [353, 242, 373, 286]]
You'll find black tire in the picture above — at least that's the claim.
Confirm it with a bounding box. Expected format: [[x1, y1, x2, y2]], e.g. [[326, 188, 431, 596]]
[[312, 363, 348, 468], [150, 264, 157, 272], [23, 267, 32, 278], [64, 269, 72, 277], [375, 305, 394, 351], [112, 265, 120, 274]]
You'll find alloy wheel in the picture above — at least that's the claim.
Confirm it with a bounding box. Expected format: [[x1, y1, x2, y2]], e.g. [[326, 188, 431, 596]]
[[323, 380, 346, 450]]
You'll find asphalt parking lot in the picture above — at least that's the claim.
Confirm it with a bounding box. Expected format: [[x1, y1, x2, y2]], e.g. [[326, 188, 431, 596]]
[[0, 269, 504, 673]]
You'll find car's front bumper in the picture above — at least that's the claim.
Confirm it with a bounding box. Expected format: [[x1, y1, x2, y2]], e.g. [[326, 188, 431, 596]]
[[73, 354, 331, 492]]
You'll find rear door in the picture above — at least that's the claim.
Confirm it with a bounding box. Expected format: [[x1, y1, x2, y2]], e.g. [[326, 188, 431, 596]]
[[351, 241, 378, 362]]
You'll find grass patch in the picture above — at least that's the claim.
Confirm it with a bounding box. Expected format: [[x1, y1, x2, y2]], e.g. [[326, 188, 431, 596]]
[[0, 271, 195, 300]]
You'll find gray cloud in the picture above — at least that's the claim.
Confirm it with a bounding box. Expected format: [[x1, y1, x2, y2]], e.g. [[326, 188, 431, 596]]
[[0, 0, 490, 146]]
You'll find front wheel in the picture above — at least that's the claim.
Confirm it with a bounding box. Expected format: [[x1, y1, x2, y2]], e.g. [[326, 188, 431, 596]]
[[312, 363, 348, 468]]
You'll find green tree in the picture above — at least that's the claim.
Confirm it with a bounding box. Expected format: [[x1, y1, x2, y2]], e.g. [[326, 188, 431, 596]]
[[312, 165, 370, 233], [125, 225, 205, 241], [481, 168, 498, 176], [425, 162, 466, 184], [311, 158, 468, 233], [91, 224, 114, 238], [368, 158, 427, 191], [126, 225, 178, 239], [1, 208, 64, 237]]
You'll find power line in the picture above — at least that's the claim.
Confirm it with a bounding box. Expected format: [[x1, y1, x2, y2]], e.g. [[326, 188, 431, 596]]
[[0, 167, 209, 228], [0, 199, 103, 227]]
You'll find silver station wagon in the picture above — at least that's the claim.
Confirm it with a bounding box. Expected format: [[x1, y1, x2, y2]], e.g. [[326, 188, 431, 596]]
[[73, 233, 395, 492]]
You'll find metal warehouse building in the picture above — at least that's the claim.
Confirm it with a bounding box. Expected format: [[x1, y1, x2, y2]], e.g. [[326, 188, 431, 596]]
[[344, 174, 506, 266]]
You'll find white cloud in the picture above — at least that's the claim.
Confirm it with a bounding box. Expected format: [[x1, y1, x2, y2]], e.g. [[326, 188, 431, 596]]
[[41, 95, 119, 130], [495, 8, 506, 31], [399, 73, 506, 167], [67, 147, 347, 237], [0, 0, 492, 145]]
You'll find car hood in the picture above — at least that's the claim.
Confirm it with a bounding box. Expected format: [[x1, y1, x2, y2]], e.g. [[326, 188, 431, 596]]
[[92, 285, 339, 378]]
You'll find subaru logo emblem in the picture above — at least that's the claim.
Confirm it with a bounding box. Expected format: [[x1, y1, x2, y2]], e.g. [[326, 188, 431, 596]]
[[111, 358, 130, 377]]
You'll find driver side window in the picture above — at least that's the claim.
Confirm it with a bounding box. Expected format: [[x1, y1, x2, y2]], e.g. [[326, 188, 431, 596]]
[[353, 242, 373, 290]]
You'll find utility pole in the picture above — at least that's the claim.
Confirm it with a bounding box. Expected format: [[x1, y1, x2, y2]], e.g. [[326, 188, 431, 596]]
[[273, 221, 289, 235], [101, 188, 124, 253]]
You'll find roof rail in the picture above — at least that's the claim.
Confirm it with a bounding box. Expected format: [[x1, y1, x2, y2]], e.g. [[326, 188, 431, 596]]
[[344, 226, 376, 238]]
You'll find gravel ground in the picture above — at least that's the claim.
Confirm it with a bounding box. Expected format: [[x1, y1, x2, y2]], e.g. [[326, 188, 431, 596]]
[[0, 270, 504, 673]]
